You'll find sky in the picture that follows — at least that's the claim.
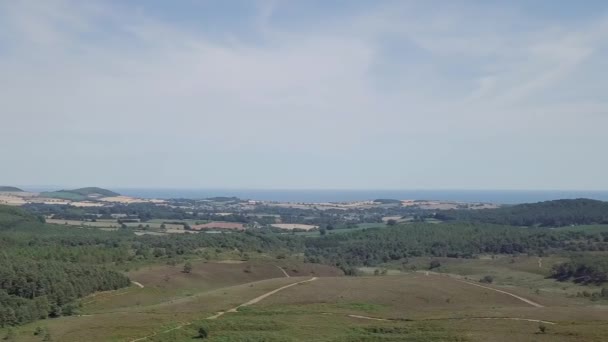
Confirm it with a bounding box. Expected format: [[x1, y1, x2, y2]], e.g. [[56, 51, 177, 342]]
[[1, 0, 608, 190]]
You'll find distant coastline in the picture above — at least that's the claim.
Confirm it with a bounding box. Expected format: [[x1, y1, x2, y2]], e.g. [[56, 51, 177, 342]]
[[105, 188, 608, 204]]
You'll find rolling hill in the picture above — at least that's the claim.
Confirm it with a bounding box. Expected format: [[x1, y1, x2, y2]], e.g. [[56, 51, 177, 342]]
[[0, 186, 24, 192], [40, 187, 120, 201]]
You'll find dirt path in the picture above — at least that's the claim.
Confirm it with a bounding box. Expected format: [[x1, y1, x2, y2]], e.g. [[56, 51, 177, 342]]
[[347, 314, 556, 325], [348, 314, 391, 321], [129, 277, 317, 341], [453, 279, 544, 308], [538, 258, 543, 268], [207, 277, 317, 319], [276, 265, 290, 278], [132, 281, 144, 288], [418, 271, 544, 308]]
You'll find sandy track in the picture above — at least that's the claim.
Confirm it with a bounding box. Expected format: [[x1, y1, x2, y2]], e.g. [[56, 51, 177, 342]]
[[347, 314, 556, 325], [129, 277, 317, 341], [207, 277, 317, 319], [276, 265, 290, 278], [131, 281, 144, 288], [453, 278, 544, 308], [419, 271, 544, 308], [348, 314, 391, 321]]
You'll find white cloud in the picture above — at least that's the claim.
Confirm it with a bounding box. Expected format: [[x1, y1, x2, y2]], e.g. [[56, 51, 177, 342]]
[[1, 1, 607, 189]]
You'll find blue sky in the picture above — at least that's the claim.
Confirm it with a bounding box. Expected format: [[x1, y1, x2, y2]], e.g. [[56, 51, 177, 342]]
[[1, 0, 608, 190]]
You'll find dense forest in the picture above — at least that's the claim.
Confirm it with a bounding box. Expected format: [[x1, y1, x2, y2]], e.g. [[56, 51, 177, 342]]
[[435, 199, 608, 227], [0, 206, 131, 327], [304, 223, 608, 268]]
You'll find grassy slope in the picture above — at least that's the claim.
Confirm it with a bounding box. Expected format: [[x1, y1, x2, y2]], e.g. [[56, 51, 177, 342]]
[[40, 187, 120, 200], [6, 260, 608, 342], [0, 186, 23, 192]]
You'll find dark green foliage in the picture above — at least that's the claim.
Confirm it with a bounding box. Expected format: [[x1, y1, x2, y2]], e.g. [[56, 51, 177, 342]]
[[183, 262, 193, 274], [0, 206, 131, 328], [437, 199, 608, 227], [551, 255, 608, 285], [479, 275, 494, 284], [304, 223, 608, 267], [429, 260, 441, 269], [198, 326, 209, 339], [386, 219, 397, 226]]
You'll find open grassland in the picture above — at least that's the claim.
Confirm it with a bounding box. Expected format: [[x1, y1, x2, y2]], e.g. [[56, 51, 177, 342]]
[[393, 255, 607, 299], [5, 259, 608, 342], [80, 259, 343, 313]]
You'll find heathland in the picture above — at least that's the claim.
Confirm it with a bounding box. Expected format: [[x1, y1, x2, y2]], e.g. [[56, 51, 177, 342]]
[[1, 194, 608, 341]]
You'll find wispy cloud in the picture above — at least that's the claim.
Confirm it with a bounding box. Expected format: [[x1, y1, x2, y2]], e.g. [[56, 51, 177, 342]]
[[1, 1, 607, 189]]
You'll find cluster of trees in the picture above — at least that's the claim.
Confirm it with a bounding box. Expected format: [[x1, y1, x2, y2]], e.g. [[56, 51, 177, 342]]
[[436, 199, 608, 227], [0, 260, 130, 327], [0, 206, 131, 328], [24, 202, 199, 222], [551, 255, 608, 285], [304, 223, 608, 268]]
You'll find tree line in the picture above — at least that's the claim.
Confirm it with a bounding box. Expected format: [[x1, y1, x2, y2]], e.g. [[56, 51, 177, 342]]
[[435, 199, 608, 227], [304, 223, 608, 269]]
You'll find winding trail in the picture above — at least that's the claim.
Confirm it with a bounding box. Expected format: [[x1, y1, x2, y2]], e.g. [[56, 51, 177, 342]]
[[453, 278, 544, 308], [128, 277, 317, 341]]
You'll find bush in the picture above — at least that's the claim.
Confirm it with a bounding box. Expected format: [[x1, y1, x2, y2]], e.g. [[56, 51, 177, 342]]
[[429, 260, 441, 269], [198, 326, 209, 339], [183, 261, 193, 274], [479, 275, 494, 284]]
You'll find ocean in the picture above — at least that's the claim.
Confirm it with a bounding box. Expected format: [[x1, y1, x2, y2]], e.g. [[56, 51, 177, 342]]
[[113, 189, 608, 205]]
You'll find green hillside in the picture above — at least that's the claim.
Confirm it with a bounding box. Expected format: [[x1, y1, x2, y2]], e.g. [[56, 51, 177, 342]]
[[436, 198, 608, 227], [0, 186, 23, 192], [40, 187, 120, 201], [68, 187, 120, 197]]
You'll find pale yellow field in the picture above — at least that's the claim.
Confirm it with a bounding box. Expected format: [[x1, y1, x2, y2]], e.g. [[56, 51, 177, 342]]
[[271, 223, 319, 230]]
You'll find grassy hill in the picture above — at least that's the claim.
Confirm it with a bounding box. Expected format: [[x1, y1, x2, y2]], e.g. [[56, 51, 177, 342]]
[[437, 198, 608, 227], [40, 187, 120, 201], [0, 186, 23, 192]]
